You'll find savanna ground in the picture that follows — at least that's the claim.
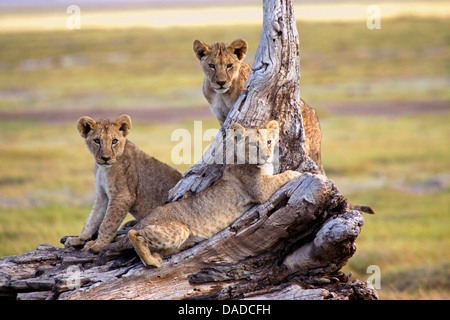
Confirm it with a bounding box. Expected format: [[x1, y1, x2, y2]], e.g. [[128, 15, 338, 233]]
[[0, 9, 448, 299]]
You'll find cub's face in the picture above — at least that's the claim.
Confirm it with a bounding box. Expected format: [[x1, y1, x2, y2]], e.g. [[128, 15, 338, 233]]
[[77, 115, 131, 166], [229, 120, 280, 166], [193, 39, 248, 93]]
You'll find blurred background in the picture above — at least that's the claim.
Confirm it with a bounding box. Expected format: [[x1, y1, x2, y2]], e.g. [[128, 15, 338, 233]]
[[0, 0, 448, 299]]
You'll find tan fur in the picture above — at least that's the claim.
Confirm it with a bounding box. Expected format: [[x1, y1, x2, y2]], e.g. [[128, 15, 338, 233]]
[[193, 39, 251, 126], [64, 115, 182, 253], [194, 39, 325, 174], [106, 120, 301, 268]]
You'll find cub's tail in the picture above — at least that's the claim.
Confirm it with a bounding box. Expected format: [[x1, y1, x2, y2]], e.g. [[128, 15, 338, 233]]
[[349, 204, 375, 214]]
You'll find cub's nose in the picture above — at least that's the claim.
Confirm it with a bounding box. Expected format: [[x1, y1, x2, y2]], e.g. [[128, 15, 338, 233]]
[[216, 80, 226, 87], [101, 156, 111, 162]]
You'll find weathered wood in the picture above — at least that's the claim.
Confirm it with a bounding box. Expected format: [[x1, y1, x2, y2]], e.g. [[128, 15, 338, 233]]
[[243, 281, 378, 300], [0, 0, 378, 300]]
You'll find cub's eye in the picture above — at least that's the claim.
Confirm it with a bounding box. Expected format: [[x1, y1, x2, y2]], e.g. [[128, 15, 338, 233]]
[[267, 140, 272, 146], [208, 63, 215, 69], [112, 139, 118, 145], [227, 63, 233, 69], [93, 138, 100, 144]]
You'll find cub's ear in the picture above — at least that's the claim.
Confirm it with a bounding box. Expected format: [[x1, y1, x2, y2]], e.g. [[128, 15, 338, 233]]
[[266, 120, 279, 131], [230, 39, 248, 61], [77, 116, 96, 138], [193, 39, 210, 60], [115, 114, 132, 137], [230, 123, 245, 133]]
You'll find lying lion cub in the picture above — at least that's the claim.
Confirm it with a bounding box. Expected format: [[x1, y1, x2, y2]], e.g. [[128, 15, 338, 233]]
[[106, 120, 301, 268], [64, 115, 181, 253]]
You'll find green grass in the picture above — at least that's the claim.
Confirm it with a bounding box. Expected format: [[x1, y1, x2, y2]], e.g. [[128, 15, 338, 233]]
[[321, 114, 450, 299], [0, 204, 89, 257], [321, 114, 450, 179], [343, 189, 449, 299], [320, 114, 450, 299], [0, 17, 448, 111]]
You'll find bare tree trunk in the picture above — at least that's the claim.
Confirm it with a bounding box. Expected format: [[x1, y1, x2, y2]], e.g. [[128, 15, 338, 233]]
[[0, 0, 378, 300]]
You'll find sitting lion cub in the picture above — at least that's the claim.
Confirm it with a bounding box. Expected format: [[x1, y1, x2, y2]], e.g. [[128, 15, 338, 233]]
[[106, 120, 301, 268], [64, 115, 181, 253]]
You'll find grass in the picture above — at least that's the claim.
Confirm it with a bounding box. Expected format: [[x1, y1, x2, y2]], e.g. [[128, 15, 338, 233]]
[[0, 204, 90, 257], [342, 189, 449, 299], [321, 114, 450, 179], [0, 18, 448, 111], [322, 114, 450, 299], [0, 16, 448, 299]]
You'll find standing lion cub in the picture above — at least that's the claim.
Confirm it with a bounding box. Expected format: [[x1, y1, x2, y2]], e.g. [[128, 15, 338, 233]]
[[64, 115, 181, 253]]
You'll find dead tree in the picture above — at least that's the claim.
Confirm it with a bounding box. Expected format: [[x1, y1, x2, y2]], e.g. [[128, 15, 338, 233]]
[[0, 0, 377, 300]]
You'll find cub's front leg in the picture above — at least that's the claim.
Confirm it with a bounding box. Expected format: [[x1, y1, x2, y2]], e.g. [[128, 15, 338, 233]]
[[83, 195, 133, 253], [256, 170, 302, 203], [64, 192, 108, 248]]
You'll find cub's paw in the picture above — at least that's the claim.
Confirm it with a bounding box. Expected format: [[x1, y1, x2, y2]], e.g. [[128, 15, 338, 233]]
[[64, 236, 85, 248], [152, 252, 163, 266], [82, 240, 105, 253], [143, 255, 162, 268]]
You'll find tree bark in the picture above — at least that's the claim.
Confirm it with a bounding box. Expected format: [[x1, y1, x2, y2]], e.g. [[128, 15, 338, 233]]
[[0, 0, 378, 300]]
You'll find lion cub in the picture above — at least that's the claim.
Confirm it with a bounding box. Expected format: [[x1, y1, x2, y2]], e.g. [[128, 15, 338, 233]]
[[64, 115, 181, 253], [193, 39, 251, 127], [107, 120, 301, 268], [193, 38, 324, 174]]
